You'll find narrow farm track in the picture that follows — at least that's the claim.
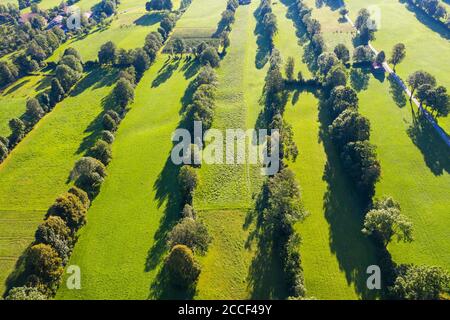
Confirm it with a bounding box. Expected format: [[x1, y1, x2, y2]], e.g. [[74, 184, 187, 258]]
[[56, 0, 229, 300]]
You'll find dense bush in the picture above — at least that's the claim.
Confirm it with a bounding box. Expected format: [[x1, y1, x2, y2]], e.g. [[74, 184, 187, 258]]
[[70, 157, 108, 196], [113, 78, 135, 109], [178, 165, 198, 204], [164, 244, 201, 288], [340, 140, 381, 198], [167, 218, 211, 253], [101, 130, 115, 144], [26, 244, 64, 283], [146, 0, 173, 11], [88, 139, 113, 165], [329, 109, 370, 147], [5, 286, 46, 300], [328, 85, 359, 118], [390, 264, 450, 300], [47, 192, 87, 231]]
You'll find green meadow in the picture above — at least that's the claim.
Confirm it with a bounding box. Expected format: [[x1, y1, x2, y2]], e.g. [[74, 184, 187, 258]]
[[195, 1, 267, 299], [56, 0, 228, 299], [344, 0, 450, 132], [0, 0, 163, 296], [0, 67, 118, 295], [274, 1, 378, 299], [307, 0, 450, 282]]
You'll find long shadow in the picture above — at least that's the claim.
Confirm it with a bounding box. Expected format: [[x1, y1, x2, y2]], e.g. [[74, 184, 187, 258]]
[[145, 156, 182, 273], [407, 110, 450, 175], [245, 200, 288, 299], [70, 67, 117, 97], [73, 68, 119, 156], [152, 59, 180, 87], [3, 245, 32, 297], [316, 0, 342, 10], [34, 75, 52, 92], [254, 8, 272, 69], [387, 73, 407, 108], [400, 0, 450, 40], [134, 12, 164, 26], [317, 93, 382, 299], [149, 263, 196, 299], [147, 64, 202, 298], [2, 79, 30, 95]]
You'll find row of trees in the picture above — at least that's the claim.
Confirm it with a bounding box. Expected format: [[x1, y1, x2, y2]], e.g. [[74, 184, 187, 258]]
[[294, 0, 325, 55], [328, 85, 381, 199], [4, 9, 177, 297], [213, 0, 239, 54], [409, 0, 448, 27], [362, 196, 449, 299], [0, 48, 83, 165], [256, 0, 278, 49], [5, 186, 90, 299], [257, 49, 307, 299], [163, 69, 219, 289], [407, 70, 449, 118]]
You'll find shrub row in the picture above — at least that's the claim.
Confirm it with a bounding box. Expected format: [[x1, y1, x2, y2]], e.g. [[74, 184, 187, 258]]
[[0, 48, 83, 164]]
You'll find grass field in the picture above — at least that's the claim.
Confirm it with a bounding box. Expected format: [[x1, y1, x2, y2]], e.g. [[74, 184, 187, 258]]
[[356, 77, 450, 272], [56, 0, 228, 300], [49, 0, 163, 63], [0, 0, 160, 137], [0, 67, 118, 295], [309, 0, 450, 283], [344, 0, 450, 133], [274, 1, 379, 300], [194, 1, 268, 299], [303, 0, 355, 54], [0, 73, 51, 137]]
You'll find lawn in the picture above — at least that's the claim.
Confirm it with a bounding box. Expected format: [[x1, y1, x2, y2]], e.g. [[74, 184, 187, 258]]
[[275, 1, 377, 300], [0, 67, 118, 295], [56, 0, 228, 300], [344, 0, 450, 133]]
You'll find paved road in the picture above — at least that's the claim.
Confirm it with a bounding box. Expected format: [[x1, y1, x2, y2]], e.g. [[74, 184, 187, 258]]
[[344, 14, 450, 147]]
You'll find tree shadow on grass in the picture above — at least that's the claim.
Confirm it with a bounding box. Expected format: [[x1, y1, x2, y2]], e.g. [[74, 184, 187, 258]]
[[400, 0, 450, 40], [149, 264, 196, 299], [181, 59, 200, 80], [244, 206, 288, 299], [134, 12, 164, 26], [317, 95, 382, 300], [407, 110, 450, 176], [3, 245, 31, 297], [70, 67, 117, 97], [387, 73, 407, 108], [145, 156, 182, 273], [2, 79, 30, 95], [254, 8, 272, 70], [73, 68, 119, 156], [34, 75, 52, 92], [152, 59, 180, 87]]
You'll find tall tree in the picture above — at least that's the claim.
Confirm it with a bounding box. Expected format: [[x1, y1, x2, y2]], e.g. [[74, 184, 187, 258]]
[[389, 43, 406, 72]]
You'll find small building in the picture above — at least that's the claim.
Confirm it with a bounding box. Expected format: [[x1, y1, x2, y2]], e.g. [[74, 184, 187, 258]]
[[372, 61, 383, 72]]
